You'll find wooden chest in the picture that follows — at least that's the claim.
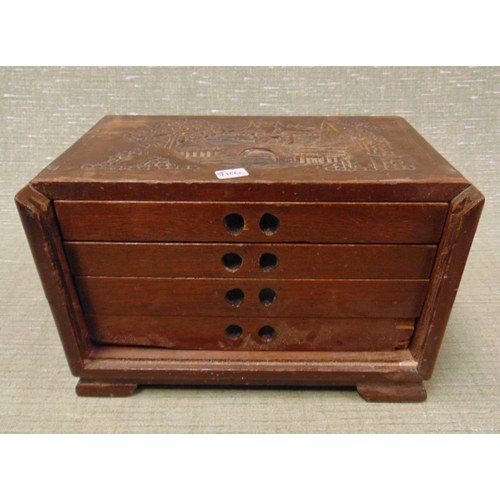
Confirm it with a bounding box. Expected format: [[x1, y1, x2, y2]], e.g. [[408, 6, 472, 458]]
[[16, 116, 484, 402]]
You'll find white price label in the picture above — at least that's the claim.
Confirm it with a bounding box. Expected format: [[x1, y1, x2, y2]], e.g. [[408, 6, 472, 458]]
[[215, 168, 249, 180]]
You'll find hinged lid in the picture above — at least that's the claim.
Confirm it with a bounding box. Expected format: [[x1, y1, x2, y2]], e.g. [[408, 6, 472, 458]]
[[31, 116, 470, 201]]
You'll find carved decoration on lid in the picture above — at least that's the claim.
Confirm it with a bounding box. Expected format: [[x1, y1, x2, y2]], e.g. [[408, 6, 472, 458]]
[[81, 118, 416, 172]]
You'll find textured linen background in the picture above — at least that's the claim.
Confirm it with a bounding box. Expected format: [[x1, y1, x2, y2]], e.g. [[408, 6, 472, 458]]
[[1, 67, 499, 433]]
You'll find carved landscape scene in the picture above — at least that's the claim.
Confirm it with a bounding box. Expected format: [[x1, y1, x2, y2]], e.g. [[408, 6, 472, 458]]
[[81, 118, 416, 172]]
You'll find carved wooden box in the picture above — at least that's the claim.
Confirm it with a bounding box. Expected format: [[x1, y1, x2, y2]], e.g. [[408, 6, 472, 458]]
[[16, 116, 483, 402]]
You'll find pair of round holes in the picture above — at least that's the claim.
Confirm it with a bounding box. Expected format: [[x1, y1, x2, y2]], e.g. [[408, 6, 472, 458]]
[[225, 288, 277, 307], [222, 252, 278, 272], [225, 324, 275, 342], [224, 213, 280, 236]]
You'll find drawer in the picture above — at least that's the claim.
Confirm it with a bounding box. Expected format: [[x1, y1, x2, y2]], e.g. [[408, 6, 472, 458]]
[[75, 277, 429, 318], [65, 242, 437, 279], [55, 201, 448, 243], [85, 315, 415, 352]]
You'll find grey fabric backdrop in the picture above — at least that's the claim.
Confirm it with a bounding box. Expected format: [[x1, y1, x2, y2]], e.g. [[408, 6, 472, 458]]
[[1, 67, 499, 433]]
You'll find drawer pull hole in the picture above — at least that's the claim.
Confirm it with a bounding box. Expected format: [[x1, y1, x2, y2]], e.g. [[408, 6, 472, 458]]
[[222, 252, 243, 271], [259, 213, 280, 235], [259, 288, 277, 306], [224, 213, 245, 235], [225, 288, 245, 307], [258, 325, 275, 342], [225, 324, 243, 340], [259, 253, 278, 271]]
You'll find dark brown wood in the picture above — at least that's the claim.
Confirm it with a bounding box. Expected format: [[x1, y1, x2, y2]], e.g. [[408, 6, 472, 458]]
[[82, 349, 423, 386], [15, 185, 91, 375], [31, 116, 469, 202], [16, 116, 484, 401], [65, 242, 437, 279], [411, 185, 485, 378], [86, 315, 414, 351], [34, 180, 469, 203], [357, 382, 427, 402], [78, 347, 425, 401], [55, 201, 448, 244], [76, 379, 137, 397], [75, 277, 429, 318]]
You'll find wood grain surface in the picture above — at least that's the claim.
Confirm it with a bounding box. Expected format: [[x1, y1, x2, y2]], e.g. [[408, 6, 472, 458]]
[[31, 115, 469, 202], [55, 200, 448, 243], [75, 276, 429, 318], [65, 242, 437, 279], [85, 315, 414, 351]]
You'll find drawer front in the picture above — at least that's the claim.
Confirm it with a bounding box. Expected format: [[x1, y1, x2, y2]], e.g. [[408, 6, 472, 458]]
[[75, 277, 429, 318], [55, 201, 448, 243], [86, 315, 414, 352], [65, 242, 437, 279]]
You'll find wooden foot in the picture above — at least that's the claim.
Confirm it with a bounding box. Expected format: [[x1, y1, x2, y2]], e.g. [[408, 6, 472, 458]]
[[357, 382, 427, 402], [76, 379, 138, 397]]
